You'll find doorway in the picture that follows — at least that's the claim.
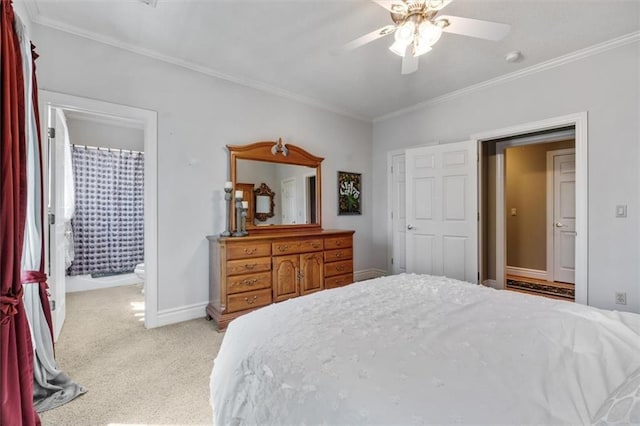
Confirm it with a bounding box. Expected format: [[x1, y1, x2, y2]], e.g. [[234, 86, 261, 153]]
[[305, 174, 317, 224], [386, 113, 588, 305], [492, 136, 576, 301], [39, 91, 158, 336]]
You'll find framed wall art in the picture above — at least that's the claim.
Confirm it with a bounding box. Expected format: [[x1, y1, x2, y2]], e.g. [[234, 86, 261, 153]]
[[338, 171, 361, 215]]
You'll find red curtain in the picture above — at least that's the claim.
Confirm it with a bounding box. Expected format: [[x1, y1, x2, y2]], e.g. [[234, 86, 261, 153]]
[[0, 0, 39, 424]]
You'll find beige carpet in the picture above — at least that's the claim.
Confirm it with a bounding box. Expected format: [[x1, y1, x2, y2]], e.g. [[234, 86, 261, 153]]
[[39, 284, 224, 426]]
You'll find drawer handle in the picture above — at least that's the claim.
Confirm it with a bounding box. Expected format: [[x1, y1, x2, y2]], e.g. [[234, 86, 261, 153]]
[[244, 263, 257, 270], [244, 295, 258, 304], [336, 265, 345, 272], [335, 240, 342, 246], [278, 245, 288, 252], [335, 252, 342, 258], [242, 278, 258, 286], [335, 280, 344, 285], [312, 243, 321, 249], [243, 247, 257, 255]]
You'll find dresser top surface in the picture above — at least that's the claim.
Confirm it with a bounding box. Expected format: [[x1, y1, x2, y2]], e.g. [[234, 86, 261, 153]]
[[207, 229, 354, 242]]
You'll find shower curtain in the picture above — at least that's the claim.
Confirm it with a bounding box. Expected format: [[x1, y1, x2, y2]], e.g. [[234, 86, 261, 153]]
[[68, 146, 144, 276]]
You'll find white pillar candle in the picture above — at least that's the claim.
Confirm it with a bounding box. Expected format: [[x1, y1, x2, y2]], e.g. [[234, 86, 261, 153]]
[[242, 201, 249, 209], [235, 190, 243, 199], [224, 181, 232, 189]]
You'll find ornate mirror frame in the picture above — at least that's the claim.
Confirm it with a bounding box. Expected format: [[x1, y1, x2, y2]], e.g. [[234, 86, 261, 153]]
[[229, 139, 324, 233], [254, 183, 275, 222]]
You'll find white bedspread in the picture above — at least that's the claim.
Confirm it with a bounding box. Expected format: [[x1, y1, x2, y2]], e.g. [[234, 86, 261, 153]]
[[210, 274, 640, 425]]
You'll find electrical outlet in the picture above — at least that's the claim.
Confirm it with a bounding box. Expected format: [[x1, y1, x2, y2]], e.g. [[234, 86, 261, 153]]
[[615, 292, 627, 305]]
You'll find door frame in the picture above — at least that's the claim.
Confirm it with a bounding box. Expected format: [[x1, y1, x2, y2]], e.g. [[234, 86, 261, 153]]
[[473, 112, 588, 305], [547, 148, 576, 283], [39, 90, 160, 329]]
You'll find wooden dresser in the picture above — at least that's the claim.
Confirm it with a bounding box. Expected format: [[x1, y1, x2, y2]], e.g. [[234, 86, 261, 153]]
[[206, 229, 354, 330]]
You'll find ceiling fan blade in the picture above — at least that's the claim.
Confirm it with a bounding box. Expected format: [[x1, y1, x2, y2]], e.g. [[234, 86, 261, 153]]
[[339, 25, 396, 52], [371, 0, 408, 14], [401, 54, 419, 75], [437, 15, 510, 41]]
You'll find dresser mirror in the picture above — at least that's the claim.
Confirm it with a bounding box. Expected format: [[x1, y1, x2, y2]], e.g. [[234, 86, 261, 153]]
[[229, 140, 323, 233]]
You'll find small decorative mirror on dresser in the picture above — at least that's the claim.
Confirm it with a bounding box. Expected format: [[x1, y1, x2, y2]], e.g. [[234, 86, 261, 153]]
[[206, 139, 355, 330]]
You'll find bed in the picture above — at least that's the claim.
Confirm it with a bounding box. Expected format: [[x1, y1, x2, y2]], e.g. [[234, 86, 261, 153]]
[[210, 274, 640, 425]]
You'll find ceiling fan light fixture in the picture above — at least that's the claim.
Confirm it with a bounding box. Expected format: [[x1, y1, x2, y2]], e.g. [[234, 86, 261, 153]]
[[389, 40, 408, 57], [413, 40, 433, 57], [418, 20, 443, 47], [394, 20, 416, 45]]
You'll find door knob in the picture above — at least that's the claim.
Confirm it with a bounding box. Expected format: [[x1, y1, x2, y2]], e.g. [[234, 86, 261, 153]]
[[554, 222, 564, 227], [407, 225, 415, 230]]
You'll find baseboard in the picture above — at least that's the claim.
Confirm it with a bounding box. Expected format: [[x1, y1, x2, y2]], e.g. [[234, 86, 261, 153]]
[[482, 279, 500, 290], [505, 266, 548, 281], [156, 301, 209, 327], [354, 268, 387, 282], [66, 273, 142, 293]]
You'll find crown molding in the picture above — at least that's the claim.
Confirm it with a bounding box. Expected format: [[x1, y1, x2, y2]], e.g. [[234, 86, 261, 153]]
[[30, 15, 371, 123], [374, 30, 640, 123]]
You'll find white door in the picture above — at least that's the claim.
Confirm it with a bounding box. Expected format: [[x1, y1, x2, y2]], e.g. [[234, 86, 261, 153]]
[[281, 178, 296, 224], [551, 152, 576, 283], [48, 108, 69, 339], [391, 153, 406, 274], [405, 141, 478, 283]]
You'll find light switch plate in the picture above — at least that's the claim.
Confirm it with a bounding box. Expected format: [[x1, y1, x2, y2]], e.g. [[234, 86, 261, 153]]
[[616, 205, 627, 218]]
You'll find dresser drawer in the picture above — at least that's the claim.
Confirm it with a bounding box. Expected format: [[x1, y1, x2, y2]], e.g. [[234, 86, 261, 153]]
[[226, 288, 272, 313], [226, 242, 271, 260], [272, 239, 323, 255], [324, 236, 352, 250], [324, 273, 353, 289], [227, 271, 271, 294], [324, 260, 353, 277], [226, 256, 271, 276], [324, 248, 353, 263]]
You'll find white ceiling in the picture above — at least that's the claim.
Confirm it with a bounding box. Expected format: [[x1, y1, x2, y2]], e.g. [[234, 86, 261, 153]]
[[25, 0, 640, 120]]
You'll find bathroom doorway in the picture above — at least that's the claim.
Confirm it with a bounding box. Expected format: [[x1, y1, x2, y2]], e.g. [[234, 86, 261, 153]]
[[40, 91, 158, 338]]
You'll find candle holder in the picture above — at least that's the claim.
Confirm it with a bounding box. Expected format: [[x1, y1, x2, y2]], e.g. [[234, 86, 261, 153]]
[[240, 206, 248, 236], [232, 196, 246, 237], [220, 187, 233, 237]]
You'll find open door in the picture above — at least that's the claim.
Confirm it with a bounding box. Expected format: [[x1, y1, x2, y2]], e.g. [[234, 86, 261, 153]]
[[405, 141, 478, 283], [549, 150, 576, 284], [281, 178, 296, 224], [47, 108, 72, 340], [390, 153, 407, 274]]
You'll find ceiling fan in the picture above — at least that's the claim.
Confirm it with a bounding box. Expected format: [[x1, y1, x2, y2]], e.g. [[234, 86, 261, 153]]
[[343, 0, 511, 74]]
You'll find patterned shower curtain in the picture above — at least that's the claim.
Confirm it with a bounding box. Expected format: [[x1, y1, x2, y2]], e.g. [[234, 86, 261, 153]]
[[68, 146, 144, 276]]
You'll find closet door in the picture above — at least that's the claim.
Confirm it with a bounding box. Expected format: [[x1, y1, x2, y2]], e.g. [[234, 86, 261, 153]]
[[405, 141, 478, 283]]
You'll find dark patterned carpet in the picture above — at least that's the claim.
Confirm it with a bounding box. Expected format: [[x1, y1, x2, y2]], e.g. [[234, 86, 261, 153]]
[[506, 279, 575, 300]]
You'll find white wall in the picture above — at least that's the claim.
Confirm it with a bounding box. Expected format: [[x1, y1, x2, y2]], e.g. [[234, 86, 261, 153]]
[[66, 118, 144, 152], [373, 41, 640, 313], [32, 25, 373, 319]]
